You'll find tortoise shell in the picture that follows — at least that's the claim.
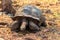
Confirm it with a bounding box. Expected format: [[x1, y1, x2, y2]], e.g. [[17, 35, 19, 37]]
[[13, 5, 42, 21]]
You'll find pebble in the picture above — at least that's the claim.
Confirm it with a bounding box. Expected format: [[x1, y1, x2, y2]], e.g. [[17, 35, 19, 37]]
[[0, 12, 3, 15], [0, 38, 4, 40]]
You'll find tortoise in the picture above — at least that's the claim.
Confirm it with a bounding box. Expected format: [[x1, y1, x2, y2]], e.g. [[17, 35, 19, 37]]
[[11, 5, 46, 32]]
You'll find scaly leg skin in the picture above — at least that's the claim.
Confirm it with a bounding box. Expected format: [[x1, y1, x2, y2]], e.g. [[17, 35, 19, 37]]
[[10, 21, 20, 31], [29, 21, 40, 31], [20, 18, 27, 31]]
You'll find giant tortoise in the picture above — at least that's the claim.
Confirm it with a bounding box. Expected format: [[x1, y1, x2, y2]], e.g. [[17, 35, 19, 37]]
[[11, 5, 46, 32]]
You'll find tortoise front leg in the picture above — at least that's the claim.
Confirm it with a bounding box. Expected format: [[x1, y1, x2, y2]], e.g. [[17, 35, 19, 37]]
[[10, 21, 20, 31], [20, 18, 27, 31], [29, 21, 40, 31]]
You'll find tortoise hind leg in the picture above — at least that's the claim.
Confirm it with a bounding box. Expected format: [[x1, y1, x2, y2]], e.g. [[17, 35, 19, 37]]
[[40, 21, 47, 27]]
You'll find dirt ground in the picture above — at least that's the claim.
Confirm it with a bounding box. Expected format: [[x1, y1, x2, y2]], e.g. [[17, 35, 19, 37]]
[[0, 0, 60, 40]]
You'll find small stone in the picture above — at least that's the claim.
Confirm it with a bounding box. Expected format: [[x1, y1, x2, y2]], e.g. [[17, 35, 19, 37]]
[[0, 38, 4, 40], [0, 12, 3, 15]]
